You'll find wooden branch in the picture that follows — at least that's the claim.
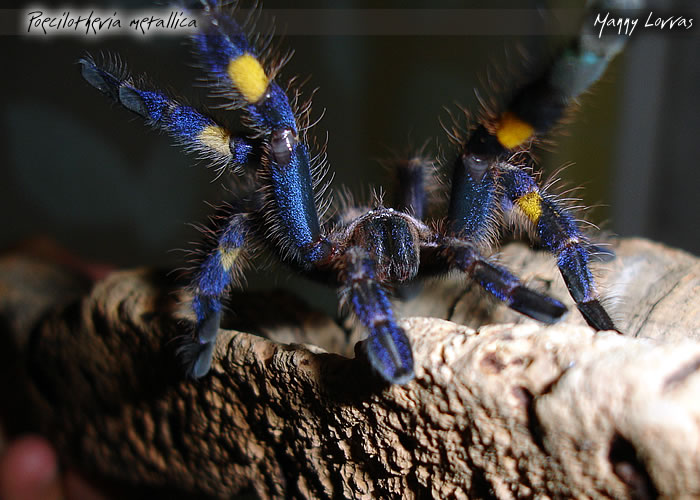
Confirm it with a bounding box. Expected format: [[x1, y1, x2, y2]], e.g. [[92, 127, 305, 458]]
[[1, 238, 699, 498]]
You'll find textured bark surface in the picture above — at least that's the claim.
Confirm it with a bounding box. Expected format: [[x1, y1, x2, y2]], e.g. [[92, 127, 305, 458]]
[[0, 238, 699, 498]]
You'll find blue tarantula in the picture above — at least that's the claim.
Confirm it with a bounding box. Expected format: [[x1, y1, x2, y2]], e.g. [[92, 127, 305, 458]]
[[80, 0, 632, 384]]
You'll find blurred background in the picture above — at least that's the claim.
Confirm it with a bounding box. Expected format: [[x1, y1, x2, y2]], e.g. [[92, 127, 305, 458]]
[[2, 0, 699, 282]]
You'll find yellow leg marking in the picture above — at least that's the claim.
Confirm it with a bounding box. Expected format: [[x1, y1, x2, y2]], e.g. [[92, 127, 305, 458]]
[[198, 125, 231, 156], [219, 247, 241, 272], [516, 191, 543, 224], [496, 112, 535, 149], [227, 53, 269, 104]]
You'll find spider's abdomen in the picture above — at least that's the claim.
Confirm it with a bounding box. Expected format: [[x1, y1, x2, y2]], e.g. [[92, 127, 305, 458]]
[[348, 209, 421, 284]]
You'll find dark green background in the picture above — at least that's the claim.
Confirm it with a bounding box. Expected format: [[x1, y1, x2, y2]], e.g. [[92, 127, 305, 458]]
[[2, 0, 699, 282]]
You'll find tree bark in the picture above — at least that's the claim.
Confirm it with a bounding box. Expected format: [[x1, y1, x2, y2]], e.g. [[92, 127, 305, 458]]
[[0, 238, 698, 498]]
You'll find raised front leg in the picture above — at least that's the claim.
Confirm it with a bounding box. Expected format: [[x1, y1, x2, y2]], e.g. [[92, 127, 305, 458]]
[[194, 1, 331, 267], [79, 57, 255, 173]]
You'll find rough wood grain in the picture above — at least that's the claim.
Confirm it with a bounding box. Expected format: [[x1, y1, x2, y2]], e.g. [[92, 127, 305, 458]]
[[0, 238, 699, 498]]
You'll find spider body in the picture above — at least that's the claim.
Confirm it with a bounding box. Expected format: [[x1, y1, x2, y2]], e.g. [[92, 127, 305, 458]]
[[80, 0, 635, 385]]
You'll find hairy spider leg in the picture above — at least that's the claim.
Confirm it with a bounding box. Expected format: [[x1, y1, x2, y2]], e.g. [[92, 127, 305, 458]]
[[194, 3, 330, 266], [435, 239, 567, 324], [447, 154, 500, 245], [447, 0, 637, 330], [446, 14, 611, 246], [484, 0, 633, 157], [79, 58, 260, 377], [343, 247, 414, 385], [393, 158, 430, 221], [498, 166, 615, 330], [79, 58, 254, 171], [452, 0, 636, 174], [180, 209, 251, 378]]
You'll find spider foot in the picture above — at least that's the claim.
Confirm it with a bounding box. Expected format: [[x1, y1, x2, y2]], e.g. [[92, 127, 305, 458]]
[[364, 322, 414, 385], [578, 300, 618, 332], [508, 286, 568, 325], [178, 337, 216, 379], [182, 305, 223, 378]]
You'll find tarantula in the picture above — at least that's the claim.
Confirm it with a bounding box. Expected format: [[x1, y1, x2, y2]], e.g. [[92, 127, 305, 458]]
[[80, 0, 630, 384]]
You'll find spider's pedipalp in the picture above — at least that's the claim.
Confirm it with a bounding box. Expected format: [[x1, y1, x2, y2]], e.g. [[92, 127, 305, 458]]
[[435, 239, 567, 325], [342, 247, 414, 385], [346, 208, 428, 284]]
